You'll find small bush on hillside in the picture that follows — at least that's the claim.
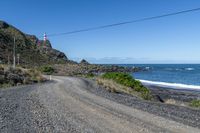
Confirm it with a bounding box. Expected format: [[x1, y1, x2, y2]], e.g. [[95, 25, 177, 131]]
[[57, 60, 66, 64], [40, 66, 54, 75], [101, 72, 152, 100], [0, 83, 12, 88], [190, 100, 200, 108], [84, 73, 95, 78]]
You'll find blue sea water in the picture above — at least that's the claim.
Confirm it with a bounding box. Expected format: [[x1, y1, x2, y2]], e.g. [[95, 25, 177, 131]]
[[121, 64, 200, 90]]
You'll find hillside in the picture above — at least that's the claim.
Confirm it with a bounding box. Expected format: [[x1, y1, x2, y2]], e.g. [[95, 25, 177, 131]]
[[0, 21, 141, 75], [0, 20, 68, 67]]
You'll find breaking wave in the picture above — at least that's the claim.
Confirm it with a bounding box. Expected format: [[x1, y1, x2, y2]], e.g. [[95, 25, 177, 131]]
[[185, 68, 195, 71], [138, 79, 200, 90]]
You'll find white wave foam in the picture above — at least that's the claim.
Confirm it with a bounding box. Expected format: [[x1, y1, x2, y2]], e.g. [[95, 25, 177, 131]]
[[137, 79, 200, 90], [165, 68, 173, 70], [185, 68, 194, 71], [145, 67, 150, 69]]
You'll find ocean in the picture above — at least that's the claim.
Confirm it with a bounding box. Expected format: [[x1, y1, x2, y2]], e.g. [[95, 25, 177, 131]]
[[121, 64, 200, 90]]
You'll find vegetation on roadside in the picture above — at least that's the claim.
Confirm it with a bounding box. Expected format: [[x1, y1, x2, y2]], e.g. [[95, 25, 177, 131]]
[[0, 83, 12, 88], [0, 65, 46, 88], [189, 100, 200, 108], [40, 65, 55, 75], [27, 69, 45, 83], [97, 72, 152, 100], [77, 73, 96, 78]]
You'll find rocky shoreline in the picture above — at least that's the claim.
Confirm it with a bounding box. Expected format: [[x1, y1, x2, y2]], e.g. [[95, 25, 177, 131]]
[[52, 63, 143, 76], [146, 84, 200, 103]]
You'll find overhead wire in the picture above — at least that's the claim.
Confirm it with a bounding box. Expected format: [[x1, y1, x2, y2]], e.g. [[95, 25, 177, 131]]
[[39, 7, 200, 38]]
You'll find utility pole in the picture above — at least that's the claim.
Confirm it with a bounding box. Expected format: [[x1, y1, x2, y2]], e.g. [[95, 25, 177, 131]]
[[8, 55, 10, 65], [17, 54, 20, 65], [6, 49, 10, 65], [13, 37, 16, 68]]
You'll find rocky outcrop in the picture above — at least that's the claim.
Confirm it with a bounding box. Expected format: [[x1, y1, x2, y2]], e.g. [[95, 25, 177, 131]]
[[80, 59, 90, 65], [53, 63, 141, 76], [46, 48, 68, 61], [0, 21, 9, 28]]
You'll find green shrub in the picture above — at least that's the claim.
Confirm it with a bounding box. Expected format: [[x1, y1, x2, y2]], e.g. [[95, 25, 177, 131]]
[[190, 100, 200, 108], [85, 73, 95, 78], [0, 83, 12, 88], [40, 66, 54, 75], [101, 72, 152, 100]]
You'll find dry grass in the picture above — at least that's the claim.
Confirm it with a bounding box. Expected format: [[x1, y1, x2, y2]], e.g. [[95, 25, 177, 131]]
[[0, 66, 46, 88], [27, 69, 45, 83], [164, 99, 188, 107], [165, 99, 177, 105], [96, 78, 141, 98], [0, 64, 8, 69]]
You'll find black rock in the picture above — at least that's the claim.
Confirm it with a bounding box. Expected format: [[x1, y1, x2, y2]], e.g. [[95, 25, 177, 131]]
[[0, 21, 9, 29], [80, 59, 90, 65], [6, 73, 23, 85]]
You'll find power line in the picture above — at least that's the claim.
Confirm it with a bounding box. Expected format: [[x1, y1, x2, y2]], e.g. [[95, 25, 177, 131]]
[[43, 7, 200, 38]]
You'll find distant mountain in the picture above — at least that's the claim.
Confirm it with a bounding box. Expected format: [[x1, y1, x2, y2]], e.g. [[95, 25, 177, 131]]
[[0, 20, 68, 66]]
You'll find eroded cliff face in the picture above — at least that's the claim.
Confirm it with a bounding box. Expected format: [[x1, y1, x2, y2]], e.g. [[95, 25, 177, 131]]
[[0, 21, 68, 66]]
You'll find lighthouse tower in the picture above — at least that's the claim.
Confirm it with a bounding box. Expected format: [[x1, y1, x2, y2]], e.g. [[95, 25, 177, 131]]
[[43, 33, 47, 47], [43, 33, 47, 41]]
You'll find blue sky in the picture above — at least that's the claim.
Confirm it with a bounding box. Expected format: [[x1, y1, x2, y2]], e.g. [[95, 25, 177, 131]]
[[1, 0, 200, 64]]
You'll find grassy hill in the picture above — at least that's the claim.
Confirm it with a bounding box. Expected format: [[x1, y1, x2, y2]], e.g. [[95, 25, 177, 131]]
[[0, 20, 68, 67]]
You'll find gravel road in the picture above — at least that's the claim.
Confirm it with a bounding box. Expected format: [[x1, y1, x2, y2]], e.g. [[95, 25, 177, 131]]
[[0, 76, 199, 133]]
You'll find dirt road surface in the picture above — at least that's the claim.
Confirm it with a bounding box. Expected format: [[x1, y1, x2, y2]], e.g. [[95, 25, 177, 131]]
[[0, 76, 199, 133]]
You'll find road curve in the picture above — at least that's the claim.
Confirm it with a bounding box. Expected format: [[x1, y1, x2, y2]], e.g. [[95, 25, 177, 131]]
[[0, 76, 199, 133]]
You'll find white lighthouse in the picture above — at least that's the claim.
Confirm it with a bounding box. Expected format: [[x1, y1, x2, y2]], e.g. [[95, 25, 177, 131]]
[[43, 33, 47, 41]]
